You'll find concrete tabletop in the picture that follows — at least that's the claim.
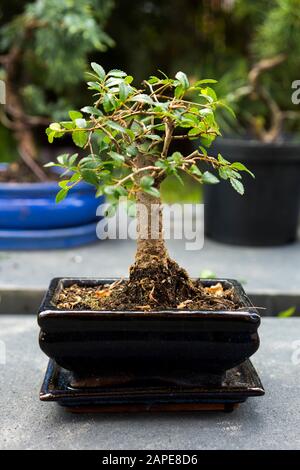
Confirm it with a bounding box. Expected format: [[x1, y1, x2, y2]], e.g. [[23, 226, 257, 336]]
[[0, 316, 300, 450]]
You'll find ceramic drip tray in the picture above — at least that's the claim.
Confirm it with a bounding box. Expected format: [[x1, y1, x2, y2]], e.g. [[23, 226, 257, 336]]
[[40, 359, 264, 413]]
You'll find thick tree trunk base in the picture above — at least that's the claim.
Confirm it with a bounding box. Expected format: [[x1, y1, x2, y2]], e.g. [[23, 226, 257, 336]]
[[123, 256, 195, 310]]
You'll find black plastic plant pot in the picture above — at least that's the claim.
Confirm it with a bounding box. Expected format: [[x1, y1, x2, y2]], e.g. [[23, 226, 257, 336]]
[[204, 138, 300, 246], [38, 278, 260, 385]]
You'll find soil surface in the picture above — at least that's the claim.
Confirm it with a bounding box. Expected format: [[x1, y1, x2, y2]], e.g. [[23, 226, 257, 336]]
[[0, 162, 56, 183], [55, 277, 242, 311]]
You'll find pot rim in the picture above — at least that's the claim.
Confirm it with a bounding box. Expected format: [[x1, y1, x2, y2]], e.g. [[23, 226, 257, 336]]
[[38, 277, 261, 323]]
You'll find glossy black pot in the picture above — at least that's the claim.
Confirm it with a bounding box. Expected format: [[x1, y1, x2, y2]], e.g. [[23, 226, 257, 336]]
[[204, 138, 300, 246], [38, 278, 260, 384]]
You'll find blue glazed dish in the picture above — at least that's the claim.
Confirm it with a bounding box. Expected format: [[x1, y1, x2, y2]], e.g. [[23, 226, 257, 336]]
[[0, 222, 99, 250], [0, 180, 101, 230], [0, 177, 104, 249]]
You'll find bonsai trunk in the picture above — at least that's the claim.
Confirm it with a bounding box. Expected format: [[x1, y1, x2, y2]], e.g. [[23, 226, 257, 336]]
[[130, 153, 171, 278], [135, 189, 168, 266], [127, 154, 194, 306]]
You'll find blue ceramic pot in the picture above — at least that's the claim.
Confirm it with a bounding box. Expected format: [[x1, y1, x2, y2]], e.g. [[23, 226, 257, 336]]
[[0, 170, 104, 248], [0, 180, 101, 230]]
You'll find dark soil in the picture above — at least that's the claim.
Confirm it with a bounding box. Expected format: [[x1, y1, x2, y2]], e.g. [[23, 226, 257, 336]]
[[56, 259, 242, 311], [0, 162, 56, 183]]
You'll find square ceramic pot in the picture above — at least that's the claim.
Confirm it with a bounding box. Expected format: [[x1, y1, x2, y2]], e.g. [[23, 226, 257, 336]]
[[38, 278, 260, 384]]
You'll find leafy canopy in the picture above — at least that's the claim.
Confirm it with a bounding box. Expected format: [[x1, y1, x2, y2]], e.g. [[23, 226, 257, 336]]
[[45, 64, 254, 204]]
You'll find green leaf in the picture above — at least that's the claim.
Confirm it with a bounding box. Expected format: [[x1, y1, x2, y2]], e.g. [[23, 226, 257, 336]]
[[200, 134, 215, 147], [119, 82, 131, 102], [103, 93, 117, 112], [91, 63, 106, 81], [190, 164, 202, 177], [58, 179, 70, 189], [68, 153, 79, 167], [195, 79, 218, 85], [126, 144, 138, 157], [144, 186, 160, 198], [55, 189, 68, 203], [175, 71, 189, 90], [129, 94, 154, 105], [200, 269, 217, 279], [124, 75, 134, 84], [218, 153, 230, 165], [96, 186, 104, 197], [107, 120, 126, 133], [81, 106, 103, 117], [87, 81, 102, 92], [49, 123, 62, 131], [75, 118, 87, 129], [218, 167, 230, 180], [46, 130, 55, 143], [230, 178, 244, 195], [202, 171, 219, 184], [188, 128, 201, 137], [108, 151, 125, 163], [72, 130, 88, 148], [140, 175, 154, 188], [199, 146, 207, 156], [57, 154, 69, 166], [170, 151, 183, 164], [80, 169, 99, 186], [278, 306, 296, 318], [44, 162, 56, 168], [79, 156, 101, 170], [106, 77, 124, 88], [175, 84, 184, 99], [202, 87, 217, 102], [155, 160, 168, 169], [69, 110, 83, 121], [230, 162, 255, 178], [145, 134, 161, 141], [107, 69, 127, 78]]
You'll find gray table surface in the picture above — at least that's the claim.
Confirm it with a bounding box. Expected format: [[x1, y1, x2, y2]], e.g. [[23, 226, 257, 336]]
[[0, 316, 300, 450]]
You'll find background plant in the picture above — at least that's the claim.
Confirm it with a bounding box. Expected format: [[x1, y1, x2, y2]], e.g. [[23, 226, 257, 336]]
[[216, 0, 300, 141], [0, 0, 114, 180]]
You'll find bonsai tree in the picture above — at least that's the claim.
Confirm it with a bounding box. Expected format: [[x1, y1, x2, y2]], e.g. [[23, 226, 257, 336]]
[[0, 0, 114, 181], [46, 64, 253, 309]]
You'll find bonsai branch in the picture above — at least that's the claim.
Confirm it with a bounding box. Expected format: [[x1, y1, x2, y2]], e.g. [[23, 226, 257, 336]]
[[162, 118, 174, 157]]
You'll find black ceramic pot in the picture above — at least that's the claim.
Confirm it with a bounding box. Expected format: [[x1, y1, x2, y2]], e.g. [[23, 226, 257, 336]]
[[38, 278, 260, 384], [204, 138, 300, 246]]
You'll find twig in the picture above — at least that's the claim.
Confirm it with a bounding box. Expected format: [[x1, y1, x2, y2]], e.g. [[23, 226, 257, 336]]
[[162, 118, 174, 157]]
